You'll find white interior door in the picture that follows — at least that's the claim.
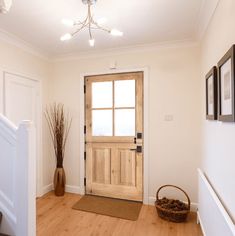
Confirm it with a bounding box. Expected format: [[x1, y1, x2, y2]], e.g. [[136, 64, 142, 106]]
[[4, 72, 41, 196]]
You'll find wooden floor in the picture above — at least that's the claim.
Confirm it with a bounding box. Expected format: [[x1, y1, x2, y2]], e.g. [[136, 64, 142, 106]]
[[37, 192, 203, 236]]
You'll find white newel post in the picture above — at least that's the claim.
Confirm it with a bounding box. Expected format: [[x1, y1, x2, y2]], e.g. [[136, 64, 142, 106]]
[[15, 121, 36, 236]]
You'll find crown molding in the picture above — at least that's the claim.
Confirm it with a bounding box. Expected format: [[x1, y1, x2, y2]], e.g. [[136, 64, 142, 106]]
[[52, 38, 199, 62], [0, 29, 199, 63], [0, 28, 51, 61], [195, 0, 220, 40], [0, 28, 199, 63]]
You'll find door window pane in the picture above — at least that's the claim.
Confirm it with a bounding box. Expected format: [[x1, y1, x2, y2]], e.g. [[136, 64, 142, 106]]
[[115, 109, 135, 136], [92, 82, 112, 108], [92, 110, 112, 136], [115, 80, 135, 107]]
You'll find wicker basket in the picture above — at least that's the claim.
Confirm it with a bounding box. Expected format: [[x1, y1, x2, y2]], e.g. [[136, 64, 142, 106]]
[[155, 185, 190, 223]]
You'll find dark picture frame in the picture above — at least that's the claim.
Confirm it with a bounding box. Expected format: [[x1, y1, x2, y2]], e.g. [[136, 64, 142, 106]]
[[218, 45, 235, 122], [206, 66, 217, 120]]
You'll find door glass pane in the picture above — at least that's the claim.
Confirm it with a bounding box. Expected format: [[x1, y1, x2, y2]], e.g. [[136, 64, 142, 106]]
[[115, 80, 135, 107], [115, 109, 135, 136], [92, 110, 112, 136], [92, 82, 112, 108]]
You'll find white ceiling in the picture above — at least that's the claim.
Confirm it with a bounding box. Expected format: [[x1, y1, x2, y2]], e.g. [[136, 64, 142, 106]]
[[0, 0, 210, 57]]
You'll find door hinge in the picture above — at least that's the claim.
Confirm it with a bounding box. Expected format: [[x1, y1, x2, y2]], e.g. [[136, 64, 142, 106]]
[[137, 132, 142, 139], [84, 125, 86, 134], [84, 85, 86, 93], [84, 178, 86, 186], [84, 152, 86, 160]]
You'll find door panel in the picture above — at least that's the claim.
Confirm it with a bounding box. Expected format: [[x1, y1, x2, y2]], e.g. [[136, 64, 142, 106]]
[[92, 148, 111, 184], [119, 149, 136, 186], [4, 73, 37, 126], [85, 72, 143, 201]]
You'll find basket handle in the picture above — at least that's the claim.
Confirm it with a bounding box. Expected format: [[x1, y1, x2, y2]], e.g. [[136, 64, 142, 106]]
[[156, 185, 191, 211]]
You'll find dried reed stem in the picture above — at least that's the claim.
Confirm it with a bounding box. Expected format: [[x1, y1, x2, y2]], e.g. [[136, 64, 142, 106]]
[[45, 103, 72, 168]]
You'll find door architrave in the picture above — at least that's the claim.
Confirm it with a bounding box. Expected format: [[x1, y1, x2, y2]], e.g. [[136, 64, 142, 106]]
[[79, 67, 149, 204]]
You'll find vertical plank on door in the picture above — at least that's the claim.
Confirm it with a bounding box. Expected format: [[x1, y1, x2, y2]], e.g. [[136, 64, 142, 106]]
[[92, 148, 111, 184]]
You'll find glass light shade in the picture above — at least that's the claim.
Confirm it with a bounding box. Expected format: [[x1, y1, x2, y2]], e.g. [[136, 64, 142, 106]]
[[89, 38, 95, 47], [60, 33, 72, 41], [110, 29, 123, 36]]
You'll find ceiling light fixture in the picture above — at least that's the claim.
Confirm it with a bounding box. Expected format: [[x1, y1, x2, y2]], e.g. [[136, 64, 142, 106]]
[[60, 0, 123, 47], [0, 0, 12, 14]]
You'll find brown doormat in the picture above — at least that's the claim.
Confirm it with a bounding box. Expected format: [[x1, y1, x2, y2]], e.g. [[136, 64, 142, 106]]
[[72, 195, 142, 221]]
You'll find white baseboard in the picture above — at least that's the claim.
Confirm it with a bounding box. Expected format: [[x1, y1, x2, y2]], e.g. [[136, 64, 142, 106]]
[[148, 196, 198, 212], [65, 185, 83, 195], [41, 183, 84, 196], [42, 185, 199, 212], [41, 184, 53, 196]]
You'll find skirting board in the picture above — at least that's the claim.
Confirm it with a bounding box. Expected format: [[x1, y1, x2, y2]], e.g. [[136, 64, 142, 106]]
[[41, 186, 199, 211], [41, 184, 83, 196], [148, 196, 198, 212], [65, 185, 83, 194], [41, 184, 53, 196]]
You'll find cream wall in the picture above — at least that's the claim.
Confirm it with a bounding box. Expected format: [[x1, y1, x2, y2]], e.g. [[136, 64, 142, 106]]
[[0, 21, 203, 205], [3, 0, 235, 212], [0, 39, 53, 193], [51, 45, 202, 204], [201, 0, 235, 221]]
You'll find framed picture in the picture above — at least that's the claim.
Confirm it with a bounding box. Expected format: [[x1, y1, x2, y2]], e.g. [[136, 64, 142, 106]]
[[218, 45, 235, 122], [206, 67, 217, 120]]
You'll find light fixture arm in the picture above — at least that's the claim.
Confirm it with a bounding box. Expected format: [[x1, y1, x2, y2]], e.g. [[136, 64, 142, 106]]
[[88, 3, 93, 40], [74, 1, 110, 36], [71, 15, 88, 36]]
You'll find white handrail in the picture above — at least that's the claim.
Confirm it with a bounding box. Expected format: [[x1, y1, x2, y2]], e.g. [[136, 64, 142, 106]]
[[0, 114, 17, 131], [0, 114, 36, 236]]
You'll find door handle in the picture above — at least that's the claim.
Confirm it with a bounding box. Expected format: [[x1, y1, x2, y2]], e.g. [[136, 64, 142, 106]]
[[130, 146, 142, 153]]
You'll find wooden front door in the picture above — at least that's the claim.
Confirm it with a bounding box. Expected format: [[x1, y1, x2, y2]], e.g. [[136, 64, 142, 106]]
[[85, 72, 143, 201]]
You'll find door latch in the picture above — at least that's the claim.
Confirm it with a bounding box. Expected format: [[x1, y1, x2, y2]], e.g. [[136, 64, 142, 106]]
[[130, 146, 142, 153]]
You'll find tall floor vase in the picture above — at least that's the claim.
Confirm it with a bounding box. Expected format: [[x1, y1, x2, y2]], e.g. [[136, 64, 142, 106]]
[[54, 167, 66, 196]]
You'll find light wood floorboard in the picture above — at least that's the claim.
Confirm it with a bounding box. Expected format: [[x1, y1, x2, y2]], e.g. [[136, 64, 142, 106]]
[[37, 192, 203, 236]]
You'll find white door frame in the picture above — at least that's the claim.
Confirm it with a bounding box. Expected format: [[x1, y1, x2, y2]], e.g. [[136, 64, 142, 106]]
[[79, 67, 149, 204], [0, 68, 43, 197]]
